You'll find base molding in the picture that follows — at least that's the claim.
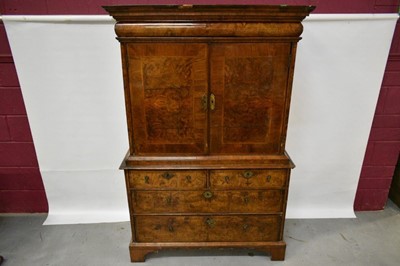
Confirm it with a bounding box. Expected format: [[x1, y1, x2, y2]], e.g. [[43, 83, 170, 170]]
[[129, 241, 286, 262]]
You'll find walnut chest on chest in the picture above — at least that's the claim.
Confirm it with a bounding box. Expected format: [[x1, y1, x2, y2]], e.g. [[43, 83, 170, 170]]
[[104, 5, 314, 262]]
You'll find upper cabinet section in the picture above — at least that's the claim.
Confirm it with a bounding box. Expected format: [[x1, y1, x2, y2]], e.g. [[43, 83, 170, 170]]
[[105, 5, 314, 156]]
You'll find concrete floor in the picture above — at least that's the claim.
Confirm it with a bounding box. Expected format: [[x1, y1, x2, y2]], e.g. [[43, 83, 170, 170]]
[[1, 201, 399, 266]]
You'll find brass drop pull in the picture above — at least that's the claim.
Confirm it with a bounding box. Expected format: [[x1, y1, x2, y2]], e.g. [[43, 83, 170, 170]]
[[161, 172, 175, 180], [243, 195, 249, 204], [266, 175, 272, 182], [168, 219, 174, 232], [166, 195, 173, 205], [203, 191, 213, 199], [210, 93, 216, 110], [205, 217, 215, 227]]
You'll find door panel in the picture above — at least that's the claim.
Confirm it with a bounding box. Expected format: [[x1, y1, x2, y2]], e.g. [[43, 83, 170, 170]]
[[126, 43, 208, 155], [210, 43, 291, 154]]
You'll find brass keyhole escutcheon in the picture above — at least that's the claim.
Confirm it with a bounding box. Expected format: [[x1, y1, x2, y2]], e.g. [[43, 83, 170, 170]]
[[266, 175, 272, 182], [162, 172, 175, 180], [203, 191, 213, 199], [205, 217, 215, 227], [243, 171, 254, 179], [186, 175, 192, 182], [144, 176, 150, 184]]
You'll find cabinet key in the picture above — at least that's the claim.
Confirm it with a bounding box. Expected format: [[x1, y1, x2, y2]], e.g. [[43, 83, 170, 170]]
[[161, 172, 175, 180]]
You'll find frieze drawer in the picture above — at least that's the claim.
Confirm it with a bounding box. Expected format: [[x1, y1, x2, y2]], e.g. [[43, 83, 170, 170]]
[[210, 169, 287, 189], [135, 215, 281, 242], [128, 170, 206, 190]]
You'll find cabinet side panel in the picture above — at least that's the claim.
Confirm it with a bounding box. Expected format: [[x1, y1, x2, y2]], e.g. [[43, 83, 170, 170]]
[[120, 44, 135, 154]]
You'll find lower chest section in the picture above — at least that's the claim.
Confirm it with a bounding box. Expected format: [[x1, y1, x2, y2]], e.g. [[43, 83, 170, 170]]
[[125, 169, 290, 243]]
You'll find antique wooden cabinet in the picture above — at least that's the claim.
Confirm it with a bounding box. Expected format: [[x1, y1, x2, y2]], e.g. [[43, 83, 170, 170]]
[[104, 5, 314, 262]]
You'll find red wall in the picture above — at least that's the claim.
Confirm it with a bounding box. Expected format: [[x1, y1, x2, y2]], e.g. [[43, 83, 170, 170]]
[[0, 23, 48, 212], [354, 19, 400, 210], [0, 0, 399, 213]]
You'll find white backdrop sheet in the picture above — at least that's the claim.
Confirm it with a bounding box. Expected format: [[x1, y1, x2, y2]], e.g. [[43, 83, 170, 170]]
[[3, 14, 398, 224]]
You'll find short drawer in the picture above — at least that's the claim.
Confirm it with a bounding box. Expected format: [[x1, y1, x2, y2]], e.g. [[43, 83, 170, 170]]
[[135, 215, 281, 242], [132, 190, 283, 214], [210, 169, 287, 189], [127, 170, 206, 189]]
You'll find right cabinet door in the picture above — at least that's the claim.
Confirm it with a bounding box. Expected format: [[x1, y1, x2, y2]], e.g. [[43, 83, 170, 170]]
[[209, 43, 292, 154]]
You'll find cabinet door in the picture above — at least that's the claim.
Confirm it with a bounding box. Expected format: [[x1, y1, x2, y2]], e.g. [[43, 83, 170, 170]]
[[210, 43, 291, 154], [126, 44, 208, 155]]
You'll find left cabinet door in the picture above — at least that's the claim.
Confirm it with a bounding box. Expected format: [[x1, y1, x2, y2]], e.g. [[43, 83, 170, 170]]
[[124, 43, 209, 155]]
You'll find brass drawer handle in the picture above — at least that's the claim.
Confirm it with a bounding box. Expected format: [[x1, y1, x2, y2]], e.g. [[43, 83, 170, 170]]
[[161, 172, 175, 180], [166, 195, 173, 205], [168, 224, 174, 232], [243, 224, 249, 231], [168, 219, 174, 232], [203, 191, 213, 199], [205, 217, 215, 227], [243, 195, 249, 204]]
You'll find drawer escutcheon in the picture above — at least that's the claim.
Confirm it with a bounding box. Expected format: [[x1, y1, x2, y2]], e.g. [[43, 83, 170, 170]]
[[203, 191, 213, 199], [161, 172, 175, 180], [242, 171, 254, 179]]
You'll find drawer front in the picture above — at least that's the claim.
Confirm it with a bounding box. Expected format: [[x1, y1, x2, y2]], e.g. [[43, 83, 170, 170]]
[[210, 169, 287, 189], [128, 170, 206, 189], [132, 190, 283, 213], [135, 215, 281, 242]]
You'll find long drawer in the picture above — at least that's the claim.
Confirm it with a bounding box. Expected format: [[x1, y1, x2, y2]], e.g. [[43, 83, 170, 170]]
[[132, 190, 284, 214], [134, 215, 281, 242]]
